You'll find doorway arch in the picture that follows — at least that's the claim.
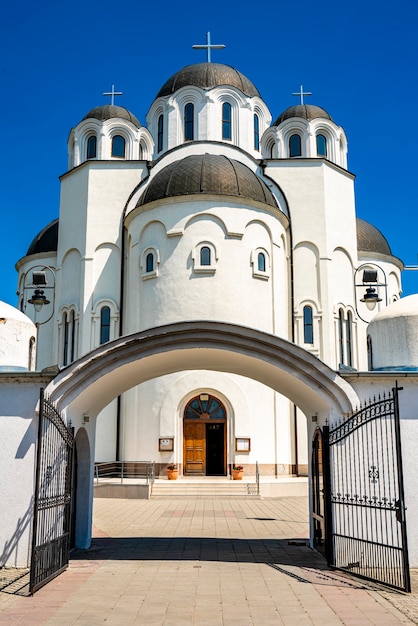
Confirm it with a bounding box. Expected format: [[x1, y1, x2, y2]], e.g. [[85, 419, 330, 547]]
[[183, 393, 227, 476]]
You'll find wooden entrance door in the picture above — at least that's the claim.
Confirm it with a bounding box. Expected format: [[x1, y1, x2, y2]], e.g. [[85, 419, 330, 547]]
[[184, 422, 205, 474]]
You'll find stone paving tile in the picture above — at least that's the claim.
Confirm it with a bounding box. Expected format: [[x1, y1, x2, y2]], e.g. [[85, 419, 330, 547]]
[[0, 497, 417, 624]]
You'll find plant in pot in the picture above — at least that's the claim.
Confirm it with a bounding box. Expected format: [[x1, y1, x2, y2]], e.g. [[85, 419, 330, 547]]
[[166, 463, 179, 480], [232, 465, 244, 480]]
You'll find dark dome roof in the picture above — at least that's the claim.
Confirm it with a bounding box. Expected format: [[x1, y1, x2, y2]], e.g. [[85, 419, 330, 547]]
[[356, 218, 392, 256], [156, 63, 260, 98], [27, 219, 59, 256], [82, 105, 141, 127], [273, 104, 332, 126], [137, 154, 277, 208]]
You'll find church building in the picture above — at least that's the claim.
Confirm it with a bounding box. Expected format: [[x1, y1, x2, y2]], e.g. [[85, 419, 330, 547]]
[[15, 43, 403, 479]]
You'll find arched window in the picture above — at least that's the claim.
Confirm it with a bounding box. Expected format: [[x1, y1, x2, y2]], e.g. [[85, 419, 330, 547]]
[[184, 394, 226, 420], [100, 306, 111, 344], [316, 134, 327, 157], [200, 246, 211, 266], [289, 134, 302, 157], [184, 103, 194, 141], [63, 312, 69, 367], [157, 114, 164, 153], [303, 306, 314, 344], [70, 309, 76, 363], [257, 252, 266, 272], [87, 135, 97, 159], [367, 335, 373, 370], [222, 102, 232, 140], [346, 311, 353, 367], [338, 308, 344, 364], [146, 252, 154, 273], [28, 336, 36, 370], [111, 135, 125, 158], [254, 114, 260, 150]]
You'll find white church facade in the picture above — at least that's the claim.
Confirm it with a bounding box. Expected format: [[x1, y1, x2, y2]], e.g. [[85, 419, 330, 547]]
[[14, 58, 403, 478], [4, 46, 418, 585]]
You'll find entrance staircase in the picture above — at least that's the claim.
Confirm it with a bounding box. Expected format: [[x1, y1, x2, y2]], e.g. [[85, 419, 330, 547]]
[[151, 478, 259, 499]]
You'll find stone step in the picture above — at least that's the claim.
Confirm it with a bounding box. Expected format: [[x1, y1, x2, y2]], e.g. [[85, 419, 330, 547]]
[[151, 480, 259, 498]]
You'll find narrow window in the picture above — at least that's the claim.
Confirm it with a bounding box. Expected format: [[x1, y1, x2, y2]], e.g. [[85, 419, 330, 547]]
[[200, 246, 211, 266], [70, 309, 76, 363], [338, 308, 344, 364], [254, 114, 260, 150], [100, 306, 111, 344], [184, 103, 194, 141], [257, 252, 266, 272], [157, 114, 164, 152], [28, 336, 36, 370], [63, 312, 69, 367], [112, 135, 125, 158], [87, 135, 97, 159], [303, 306, 314, 344], [346, 311, 353, 367], [222, 103, 232, 140], [289, 134, 301, 157], [146, 252, 154, 273], [316, 134, 327, 157], [367, 335, 373, 370]]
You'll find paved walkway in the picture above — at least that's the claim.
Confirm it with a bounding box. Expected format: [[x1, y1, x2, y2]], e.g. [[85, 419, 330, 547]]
[[0, 496, 417, 625]]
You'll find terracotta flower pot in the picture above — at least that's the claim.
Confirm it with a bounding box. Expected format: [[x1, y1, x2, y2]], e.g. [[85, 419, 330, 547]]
[[232, 469, 243, 480], [166, 469, 179, 480]]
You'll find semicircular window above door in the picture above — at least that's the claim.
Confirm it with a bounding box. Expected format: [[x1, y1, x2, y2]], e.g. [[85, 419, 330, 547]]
[[184, 394, 226, 421]]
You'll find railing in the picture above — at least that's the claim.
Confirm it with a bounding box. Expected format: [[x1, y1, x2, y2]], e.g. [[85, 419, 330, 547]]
[[255, 460, 260, 495], [94, 461, 155, 485]]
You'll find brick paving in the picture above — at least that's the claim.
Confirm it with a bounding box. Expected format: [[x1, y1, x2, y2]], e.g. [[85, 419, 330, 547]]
[[0, 496, 416, 624]]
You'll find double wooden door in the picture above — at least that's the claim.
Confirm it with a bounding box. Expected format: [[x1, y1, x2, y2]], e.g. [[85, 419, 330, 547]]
[[184, 421, 226, 475]]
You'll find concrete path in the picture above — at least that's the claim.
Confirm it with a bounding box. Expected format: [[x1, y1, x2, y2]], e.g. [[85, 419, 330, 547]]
[[0, 496, 417, 625]]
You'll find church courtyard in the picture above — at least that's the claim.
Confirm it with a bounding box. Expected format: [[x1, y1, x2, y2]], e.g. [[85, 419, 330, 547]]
[[1, 495, 417, 625]]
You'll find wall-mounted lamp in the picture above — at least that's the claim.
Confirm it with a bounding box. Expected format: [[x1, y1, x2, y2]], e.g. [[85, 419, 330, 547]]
[[83, 414, 90, 424], [354, 264, 387, 323], [28, 289, 51, 312], [23, 265, 56, 324]]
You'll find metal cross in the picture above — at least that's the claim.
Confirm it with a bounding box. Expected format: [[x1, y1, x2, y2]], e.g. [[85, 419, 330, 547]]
[[292, 85, 312, 105], [103, 84, 123, 105], [192, 31, 225, 63]]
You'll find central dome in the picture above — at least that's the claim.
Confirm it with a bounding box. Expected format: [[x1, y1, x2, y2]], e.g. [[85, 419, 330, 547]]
[[137, 154, 277, 208], [156, 63, 260, 98]]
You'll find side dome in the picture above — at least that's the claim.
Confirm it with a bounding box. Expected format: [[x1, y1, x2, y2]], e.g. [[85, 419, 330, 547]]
[[82, 105, 141, 128], [27, 219, 59, 256], [0, 300, 36, 372], [368, 295, 418, 371], [356, 218, 392, 256], [273, 104, 332, 126], [137, 154, 277, 208], [156, 63, 260, 98]]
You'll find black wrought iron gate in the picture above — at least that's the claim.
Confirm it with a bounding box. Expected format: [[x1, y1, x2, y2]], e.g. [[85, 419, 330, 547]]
[[323, 384, 410, 592], [29, 389, 74, 594]]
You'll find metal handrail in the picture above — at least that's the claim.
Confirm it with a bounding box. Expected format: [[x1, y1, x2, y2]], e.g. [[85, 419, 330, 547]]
[[255, 460, 260, 495], [94, 461, 155, 485]]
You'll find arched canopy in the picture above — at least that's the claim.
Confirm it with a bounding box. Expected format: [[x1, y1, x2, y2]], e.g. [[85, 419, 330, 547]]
[[46, 322, 358, 421]]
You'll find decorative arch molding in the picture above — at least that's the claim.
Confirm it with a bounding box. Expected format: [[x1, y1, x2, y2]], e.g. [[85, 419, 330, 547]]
[[46, 321, 359, 422]]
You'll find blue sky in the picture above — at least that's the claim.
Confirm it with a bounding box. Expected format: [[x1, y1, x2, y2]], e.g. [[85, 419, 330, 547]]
[[1, 0, 417, 306]]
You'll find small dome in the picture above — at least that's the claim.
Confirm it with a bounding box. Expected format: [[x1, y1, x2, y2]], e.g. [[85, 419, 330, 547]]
[[273, 104, 332, 126], [27, 219, 59, 256], [0, 300, 35, 325], [137, 154, 277, 208], [156, 63, 260, 99], [0, 300, 36, 372], [82, 105, 141, 128], [356, 218, 392, 256], [368, 295, 418, 371]]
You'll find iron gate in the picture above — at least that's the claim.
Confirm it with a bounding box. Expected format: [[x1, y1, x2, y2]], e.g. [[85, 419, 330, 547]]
[[29, 389, 74, 594], [324, 384, 410, 591]]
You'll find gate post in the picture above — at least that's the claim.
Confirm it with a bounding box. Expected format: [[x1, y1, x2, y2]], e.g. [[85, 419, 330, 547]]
[[322, 424, 333, 566], [393, 384, 411, 593]]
